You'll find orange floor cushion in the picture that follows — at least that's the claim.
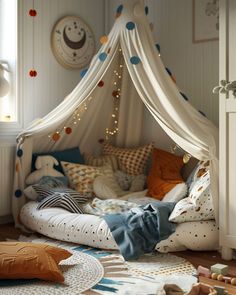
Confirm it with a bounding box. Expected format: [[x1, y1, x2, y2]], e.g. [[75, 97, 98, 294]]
[[147, 148, 184, 200], [0, 242, 72, 282]]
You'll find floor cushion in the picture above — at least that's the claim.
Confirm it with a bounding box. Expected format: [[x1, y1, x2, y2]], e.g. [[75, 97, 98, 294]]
[[0, 242, 72, 282]]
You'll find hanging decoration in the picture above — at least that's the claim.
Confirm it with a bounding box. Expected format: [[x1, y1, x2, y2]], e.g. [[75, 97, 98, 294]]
[[48, 97, 93, 141], [105, 48, 124, 140], [29, 0, 37, 78]]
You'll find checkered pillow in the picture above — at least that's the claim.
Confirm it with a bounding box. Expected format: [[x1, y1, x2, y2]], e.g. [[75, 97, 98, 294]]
[[102, 143, 153, 175], [61, 161, 120, 195]]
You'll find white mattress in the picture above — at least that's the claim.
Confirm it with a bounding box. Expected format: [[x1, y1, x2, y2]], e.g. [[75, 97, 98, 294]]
[[20, 201, 219, 253]]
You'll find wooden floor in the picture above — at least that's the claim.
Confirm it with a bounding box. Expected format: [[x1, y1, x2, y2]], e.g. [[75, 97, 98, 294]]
[[1, 223, 236, 292]]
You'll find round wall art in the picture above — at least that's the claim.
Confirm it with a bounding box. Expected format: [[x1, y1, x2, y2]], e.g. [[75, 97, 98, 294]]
[[51, 16, 95, 69]]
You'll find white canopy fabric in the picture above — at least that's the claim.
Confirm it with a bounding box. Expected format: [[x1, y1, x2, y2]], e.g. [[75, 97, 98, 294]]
[[13, 0, 219, 226]]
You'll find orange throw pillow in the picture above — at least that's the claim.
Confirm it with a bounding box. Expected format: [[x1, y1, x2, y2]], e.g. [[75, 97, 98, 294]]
[[147, 148, 184, 200], [0, 242, 72, 282]]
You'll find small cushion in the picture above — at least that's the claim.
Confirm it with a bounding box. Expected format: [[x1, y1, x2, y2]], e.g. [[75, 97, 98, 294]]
[[32, 147, 84, 174], [84, 153, 119, 171], [114, 170, 146, 192], [61, 162, 119, 195], [0, 242, 72, 282], [33, 186, 91, 203], [93, 175, 126, 199], [37, 193, 84, 213], [102, 142, 153, 175], [169, 169, 214, 223], [147, 148, 184, 200], [162, 183, 188, 203], [24, 176, 68, 201]]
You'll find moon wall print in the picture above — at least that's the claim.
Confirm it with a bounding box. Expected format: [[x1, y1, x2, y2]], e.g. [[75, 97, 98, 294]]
[[51, 16, 95, 69]]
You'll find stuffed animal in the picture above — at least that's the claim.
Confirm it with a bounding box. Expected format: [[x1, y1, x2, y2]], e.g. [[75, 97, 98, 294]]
[[26, 155, 64, 185]]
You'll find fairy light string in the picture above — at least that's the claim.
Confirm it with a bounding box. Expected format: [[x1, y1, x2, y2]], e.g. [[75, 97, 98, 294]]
[[105, 47, 124, 140]]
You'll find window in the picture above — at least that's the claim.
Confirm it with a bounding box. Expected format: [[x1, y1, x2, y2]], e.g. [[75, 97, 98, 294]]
[[0, 0, 17, 123]]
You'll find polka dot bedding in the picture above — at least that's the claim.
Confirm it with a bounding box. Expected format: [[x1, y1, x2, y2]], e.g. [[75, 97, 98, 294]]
[[156, 220, 219, 253], [20, 201, 219, 253], [20, 201, 118, 250]]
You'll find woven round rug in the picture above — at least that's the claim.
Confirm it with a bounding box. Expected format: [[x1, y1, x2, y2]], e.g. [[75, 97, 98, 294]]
[[126, 252, 196, 277], [0, 251, 104, 295]]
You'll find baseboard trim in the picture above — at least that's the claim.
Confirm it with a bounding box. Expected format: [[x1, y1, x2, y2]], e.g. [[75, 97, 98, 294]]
[[0, 215, 13, 225]]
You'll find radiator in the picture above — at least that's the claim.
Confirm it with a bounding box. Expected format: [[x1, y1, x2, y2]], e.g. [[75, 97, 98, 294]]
[[0, 143, 15, 217]]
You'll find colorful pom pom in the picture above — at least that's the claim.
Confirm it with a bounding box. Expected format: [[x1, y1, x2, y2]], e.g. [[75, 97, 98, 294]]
[[29, 9, 37, 17], [98, 80, 104, 87], [80, 69, 88, 78], [99, 52, 107, 61], [15, 189, 22, 198], [29, 70, 37, 77], [112, 90, 120, 98], [198, 110, 206, 117], [65, 127, 72, 134], [130, 56, 141, 65], [52, 133, 60, 141], [17, 149, 23, 157], [15, 163, 20, 172], [180, 92, 189, 101], [165, 67, 172, 76], [126, 22, 135, 30], [155, 44, 161, 53], [116, 5, 123, 14], [100, 35, 108, 44]]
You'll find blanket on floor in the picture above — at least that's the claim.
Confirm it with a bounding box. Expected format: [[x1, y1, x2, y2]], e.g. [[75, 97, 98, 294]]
[[103, 202, 176, 260]]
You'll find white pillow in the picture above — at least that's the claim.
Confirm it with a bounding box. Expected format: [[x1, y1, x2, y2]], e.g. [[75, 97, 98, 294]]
[[93, 175, 125, 200], [169, 170, 214, 223], [156, 220, 219, 253], [162, 183, 187, 203]]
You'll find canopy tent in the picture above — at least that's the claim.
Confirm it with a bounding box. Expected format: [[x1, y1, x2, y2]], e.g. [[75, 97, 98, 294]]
[[13, 0, 219, 227]]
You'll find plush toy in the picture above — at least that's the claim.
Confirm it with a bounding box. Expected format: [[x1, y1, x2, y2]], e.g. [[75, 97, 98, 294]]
[[26, 155, 64, 185]]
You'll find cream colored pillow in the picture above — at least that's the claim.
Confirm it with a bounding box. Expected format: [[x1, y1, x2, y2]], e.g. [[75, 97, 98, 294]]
[[93, 175, 126, 199]]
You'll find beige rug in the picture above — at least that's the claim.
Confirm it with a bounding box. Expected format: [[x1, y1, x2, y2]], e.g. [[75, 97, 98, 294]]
[[1, 235, 197, 295]]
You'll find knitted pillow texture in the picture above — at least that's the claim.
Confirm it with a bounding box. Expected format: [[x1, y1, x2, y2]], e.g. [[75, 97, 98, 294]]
[[0, 242, 72, 282], [102, 142, 153, 175]]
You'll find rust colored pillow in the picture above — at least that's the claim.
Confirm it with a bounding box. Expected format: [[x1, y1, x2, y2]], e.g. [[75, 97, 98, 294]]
[[147, 148, 184, 200], [0, 242, 72, 282]]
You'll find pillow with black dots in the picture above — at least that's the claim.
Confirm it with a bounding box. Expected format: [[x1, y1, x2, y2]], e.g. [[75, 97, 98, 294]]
[[156, 220, 219, 252], [169, 169, 214, 223]]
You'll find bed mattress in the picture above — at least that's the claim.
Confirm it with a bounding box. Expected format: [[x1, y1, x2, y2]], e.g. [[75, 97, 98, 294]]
[[20, 201, 219, 253]]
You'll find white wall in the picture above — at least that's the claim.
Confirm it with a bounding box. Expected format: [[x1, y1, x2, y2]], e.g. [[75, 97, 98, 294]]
[[21, 0, 106, 126], [108, 0, 219, 147], [0, 0, 106, 219]]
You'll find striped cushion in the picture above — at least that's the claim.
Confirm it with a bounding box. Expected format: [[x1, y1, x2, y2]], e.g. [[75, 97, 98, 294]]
[[61, 162, 121, 195], [102, 143, 153, 175], [33, 186, 91, 203], [84, 154, 119, 171], [37, 193, 84, 214]]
